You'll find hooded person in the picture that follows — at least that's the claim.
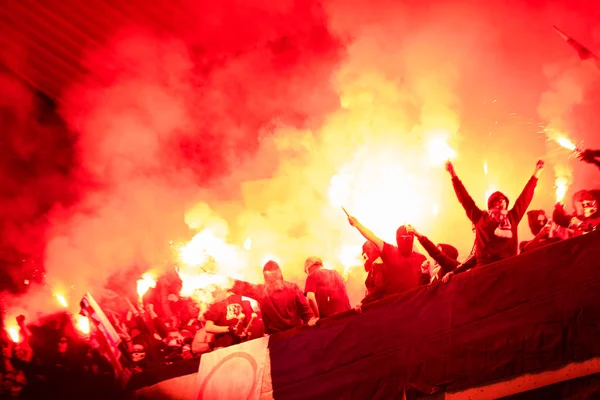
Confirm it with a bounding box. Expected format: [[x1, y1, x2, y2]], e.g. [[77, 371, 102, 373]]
[[519, 210, 565, 253], [231, 261, 317, 334], [406, 225, 460, 283], [360, 241, 385, 304], [445, 160, 544, 267], [347, 216, 427, 295], [553, 190, 600, 236], [303, 257, 351, 318]]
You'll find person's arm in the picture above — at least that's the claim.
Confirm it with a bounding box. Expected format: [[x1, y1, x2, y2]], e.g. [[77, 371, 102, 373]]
[[408, 226, 459, 274], [205, 320, 234, 335], [445, 161, 484, 224], [522, 224, 551, 252], [191, 328, 213, 354], [347, 216, 384, 251], [304, 275, 320, 318], [231, 280, 261, 300], [295, 286, 316, 325], [509, 160, 544, 223]]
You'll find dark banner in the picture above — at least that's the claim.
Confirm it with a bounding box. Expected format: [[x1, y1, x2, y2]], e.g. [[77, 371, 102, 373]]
[[268, 232, 600, 399]]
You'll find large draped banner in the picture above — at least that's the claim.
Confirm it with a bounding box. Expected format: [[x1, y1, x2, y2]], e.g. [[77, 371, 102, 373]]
[[197, 336, 272, 400]]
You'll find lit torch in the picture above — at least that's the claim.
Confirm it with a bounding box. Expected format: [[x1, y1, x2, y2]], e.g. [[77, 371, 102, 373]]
[[136, 272, 156, 311], [555, 176, 570, 204], [55, 293, 68, 308], [7, 325, 20, 343], [427, 136, 457, 166], [76, 315, 90, 336]]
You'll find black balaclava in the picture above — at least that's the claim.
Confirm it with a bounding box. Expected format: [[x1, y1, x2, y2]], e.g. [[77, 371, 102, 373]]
[[527, 210, 548, 235], [396, 225, 414, 257]]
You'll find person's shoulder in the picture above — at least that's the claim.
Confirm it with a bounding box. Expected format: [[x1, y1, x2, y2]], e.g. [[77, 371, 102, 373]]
[[284, 281, 301, 290]]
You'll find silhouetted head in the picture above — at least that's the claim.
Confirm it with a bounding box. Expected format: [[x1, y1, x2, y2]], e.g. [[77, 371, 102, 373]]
[[304, 256, 323, 274], [396, 225, 414, 257], [488, 192, 509, 211], [527, 210, 548, 235]]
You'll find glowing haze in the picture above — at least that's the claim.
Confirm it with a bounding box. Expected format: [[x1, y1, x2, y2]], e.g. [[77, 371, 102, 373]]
[[2, 0, 600, 318]]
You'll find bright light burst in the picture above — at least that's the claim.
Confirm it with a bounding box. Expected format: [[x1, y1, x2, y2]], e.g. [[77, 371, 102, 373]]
[[555, 176, 569, 203], [7, 326, 19, 343], [55, 293, 68, 308], [426, 135, 457, 165], [136, 272, 157, 298], [556, 137, 576, 151], [76, 315, 90, 335]]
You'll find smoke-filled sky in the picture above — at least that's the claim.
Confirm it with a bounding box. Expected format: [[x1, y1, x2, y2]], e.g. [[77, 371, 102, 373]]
[[2, 0, 600, 316]]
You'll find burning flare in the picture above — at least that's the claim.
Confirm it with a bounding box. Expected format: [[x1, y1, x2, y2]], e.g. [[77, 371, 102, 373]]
[[555, 176, 570, 203], [76, 315, 90, 335], [137, 272, 157, 299], [55, 293, 68, 308], [556, 137, 577, 151], [483, 161, 489, 176], [427, 135, 457, 165], [7, 325, 20, 343]]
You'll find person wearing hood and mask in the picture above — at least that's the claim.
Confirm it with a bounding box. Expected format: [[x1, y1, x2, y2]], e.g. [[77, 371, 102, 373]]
[[347, 216, 427, 296], [444, 160, 544, 269], [360, 241, 386, 305], [553, 190, 600, 236], [519, 210, 566, 253], [231, 261, 317, 334], [405, 225, 460, 283]]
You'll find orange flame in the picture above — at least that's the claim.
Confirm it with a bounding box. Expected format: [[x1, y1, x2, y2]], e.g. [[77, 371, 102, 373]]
[[76, 315, 90, 335], [556, 137, 576, 151], [55, 293, 68, 308], [555, 176, 569, 203], [426, 134, 457, 165], [7, 326, 20, 343], [483, 161, 488, 176], [136, 272, 157, 298]]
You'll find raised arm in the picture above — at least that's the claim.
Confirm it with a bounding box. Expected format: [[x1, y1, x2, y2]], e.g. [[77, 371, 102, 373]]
[[347, 216, 384, 251], [295, 286, 317, 326], [445, 161, 484, 224], [509, 160, 544, 223], [231, 280, 261, 300]]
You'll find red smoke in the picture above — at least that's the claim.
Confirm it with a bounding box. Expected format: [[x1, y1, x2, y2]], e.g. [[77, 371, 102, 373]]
[[1, 0, 600, 316]]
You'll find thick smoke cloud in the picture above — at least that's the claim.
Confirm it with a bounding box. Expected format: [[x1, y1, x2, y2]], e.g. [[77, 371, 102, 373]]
[[3, 0, 600, 317], [0, 72, 78, 297]]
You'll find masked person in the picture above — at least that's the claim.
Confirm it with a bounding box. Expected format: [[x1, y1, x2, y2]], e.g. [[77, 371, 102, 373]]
[[519, 210, 566, 253], [360, 241, 385, 305], [347, 216, 427, 295], [444, 160, 544, 267], [203, 288, 254, 349], [553, 190, 600, 236], [303, 257, 351, 319], [405, 225, 460, 283], [231, 261, 317, 334]]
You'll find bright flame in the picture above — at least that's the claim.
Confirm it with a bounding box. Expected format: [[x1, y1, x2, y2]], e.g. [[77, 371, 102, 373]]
[[55, 293, 68, 308], [7, 326, 19, 343], [76, 315, 90, 335], [556, 137, 576, 151], [136, 272, 157, 298], [432, 203, 439, 216], [338, 245, 361, 270], [244, 237, 252, 251], [427, 135, 457, 165], [555, 176, 569, 203], [483, 161, 488, 176]]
